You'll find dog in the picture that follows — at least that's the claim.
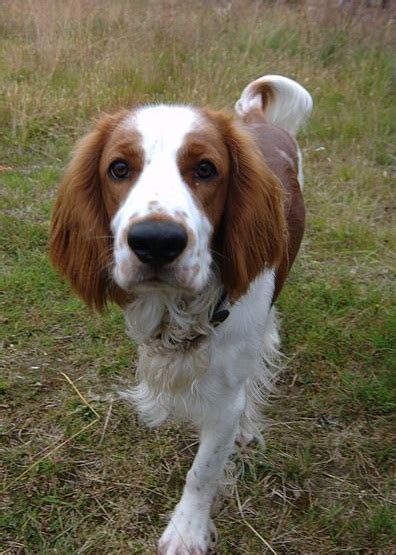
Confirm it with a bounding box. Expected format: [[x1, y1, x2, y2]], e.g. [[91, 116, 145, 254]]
[[49, 74, 312, 554]]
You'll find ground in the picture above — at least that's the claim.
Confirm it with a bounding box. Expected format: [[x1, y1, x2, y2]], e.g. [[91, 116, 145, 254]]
[[1, 1, 395, 553]]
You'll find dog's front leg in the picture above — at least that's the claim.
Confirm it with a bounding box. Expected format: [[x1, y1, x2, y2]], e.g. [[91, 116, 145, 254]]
[[158, 387, 245, 555]]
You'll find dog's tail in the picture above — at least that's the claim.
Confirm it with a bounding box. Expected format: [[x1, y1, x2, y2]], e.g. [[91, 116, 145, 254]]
[[235, 75, 313, 136]]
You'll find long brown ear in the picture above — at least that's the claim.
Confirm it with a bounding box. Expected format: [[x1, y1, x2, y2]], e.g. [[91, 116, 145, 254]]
[[217, 118, 287, 300], [49, 112, 127, 311]]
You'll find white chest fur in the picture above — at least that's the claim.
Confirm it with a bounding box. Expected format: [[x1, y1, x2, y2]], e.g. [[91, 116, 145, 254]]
[[120, 271, 279, 432]]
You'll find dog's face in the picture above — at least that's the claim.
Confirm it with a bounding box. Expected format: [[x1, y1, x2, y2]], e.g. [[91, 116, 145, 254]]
[[49, 105, 286, 309], [105, 106, 230, 293]]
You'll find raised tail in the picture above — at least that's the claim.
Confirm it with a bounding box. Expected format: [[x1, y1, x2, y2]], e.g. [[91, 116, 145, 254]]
[[235, 74, 313, 136]]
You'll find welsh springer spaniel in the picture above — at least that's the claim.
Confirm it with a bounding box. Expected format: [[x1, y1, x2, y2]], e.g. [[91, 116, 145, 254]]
[[50, 75, 312, 554]]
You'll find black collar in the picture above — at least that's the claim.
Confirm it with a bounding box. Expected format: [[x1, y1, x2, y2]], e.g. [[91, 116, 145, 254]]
[[210, 289, 230, 326], [158, 289, 230, 349]]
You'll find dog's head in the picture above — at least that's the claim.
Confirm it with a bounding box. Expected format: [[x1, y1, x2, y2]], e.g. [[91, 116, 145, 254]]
[[49, 105, 286, 309]]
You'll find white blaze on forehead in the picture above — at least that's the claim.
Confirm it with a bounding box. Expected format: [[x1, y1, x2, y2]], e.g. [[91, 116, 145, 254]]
[[125, 105, 201, 159], [119, 105, 205, 212]]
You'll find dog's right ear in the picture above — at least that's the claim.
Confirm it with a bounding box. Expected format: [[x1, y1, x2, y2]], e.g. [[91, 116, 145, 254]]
[[49, 112, 128, 310]]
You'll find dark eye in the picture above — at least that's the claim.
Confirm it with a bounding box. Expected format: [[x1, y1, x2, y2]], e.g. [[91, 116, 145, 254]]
[[194, 160, 217, 180], [108, 159, 130, 180]]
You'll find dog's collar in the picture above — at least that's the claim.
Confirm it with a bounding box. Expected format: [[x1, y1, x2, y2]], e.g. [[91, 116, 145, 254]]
[[154, 289, 230, 350], [178, 289, 230, 347], [210, 289, 230, 326]]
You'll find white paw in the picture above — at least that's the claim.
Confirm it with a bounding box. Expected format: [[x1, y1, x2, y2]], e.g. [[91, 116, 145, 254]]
[[233, 431, 257, 453], [157, 507, 217, 555]]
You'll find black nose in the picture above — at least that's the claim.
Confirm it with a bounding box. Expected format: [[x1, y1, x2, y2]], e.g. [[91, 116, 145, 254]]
[[127, 221, 188, 265]]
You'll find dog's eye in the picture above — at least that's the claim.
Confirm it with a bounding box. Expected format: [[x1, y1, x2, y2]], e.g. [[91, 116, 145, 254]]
[[194, 160, 217, 180], [109, 160, 130, 180]]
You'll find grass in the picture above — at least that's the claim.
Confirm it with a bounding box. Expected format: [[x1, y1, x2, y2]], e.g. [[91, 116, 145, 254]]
[[1, 0, 395, 553]]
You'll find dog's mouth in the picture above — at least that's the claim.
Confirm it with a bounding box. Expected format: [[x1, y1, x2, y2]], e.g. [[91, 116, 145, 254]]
[[113, 262, 198, 294]]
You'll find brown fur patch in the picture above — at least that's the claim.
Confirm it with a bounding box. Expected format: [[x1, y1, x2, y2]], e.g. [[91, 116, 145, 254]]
[[240, 115, 305, 302], [177, 122, 230, 232], [49, 110, 139, 310], [197, 109, 288, 300], [99, 125, 145, 218]]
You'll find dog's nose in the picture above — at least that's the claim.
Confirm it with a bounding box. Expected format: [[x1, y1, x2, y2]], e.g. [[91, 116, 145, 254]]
[[127, 221, 188, 265]]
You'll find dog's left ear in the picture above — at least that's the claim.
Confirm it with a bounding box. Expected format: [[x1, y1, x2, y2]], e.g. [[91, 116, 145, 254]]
[[216, 117, 287, 300]]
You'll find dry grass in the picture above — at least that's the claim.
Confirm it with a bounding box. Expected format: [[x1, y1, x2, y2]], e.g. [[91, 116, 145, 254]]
[[1, 1, 395, 553]]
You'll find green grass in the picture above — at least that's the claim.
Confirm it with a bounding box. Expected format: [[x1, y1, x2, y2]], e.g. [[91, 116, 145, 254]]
[[1, 1, 395, 553]]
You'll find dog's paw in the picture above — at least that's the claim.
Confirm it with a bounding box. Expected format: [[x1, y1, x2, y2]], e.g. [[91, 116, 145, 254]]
[[157, 507, 217, 555], [232, 431, 258, 454]]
